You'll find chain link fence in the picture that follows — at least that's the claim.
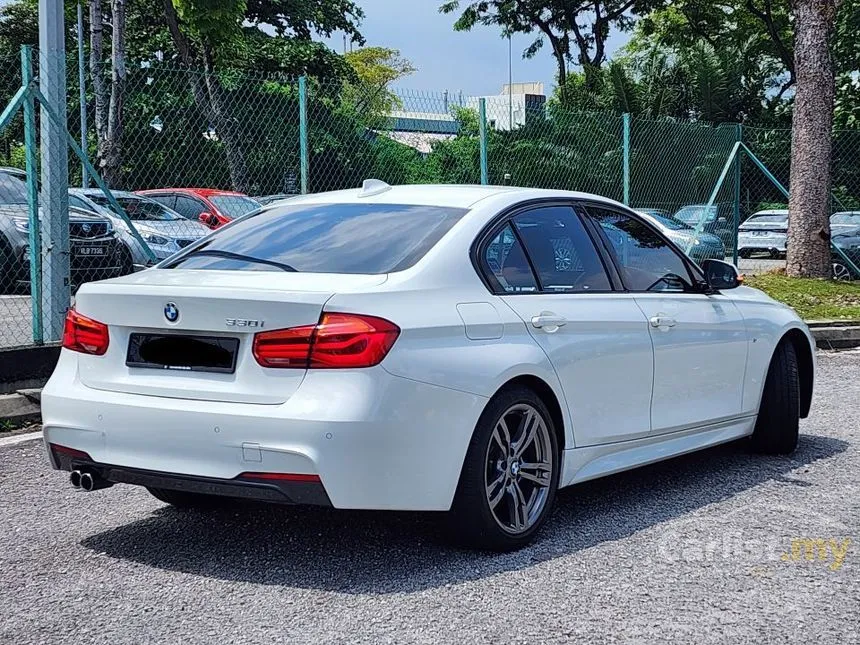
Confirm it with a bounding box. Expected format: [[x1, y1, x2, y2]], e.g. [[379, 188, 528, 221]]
[[0, 49, 859, 351]]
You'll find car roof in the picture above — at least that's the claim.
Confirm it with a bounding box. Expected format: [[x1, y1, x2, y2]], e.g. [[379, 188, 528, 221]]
[[273, 183, 622, 209], [750, 210, 789, 216], [73, 188, 141, 199], [137, 187, 247, 197]]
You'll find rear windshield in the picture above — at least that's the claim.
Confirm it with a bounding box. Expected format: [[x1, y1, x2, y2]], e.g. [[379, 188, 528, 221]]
[[89, 195, 181, 221], [831, 213, 860, 225], [0, 173, 28, 204], [748, 214, 788, 224], [164, 202, 467, 274], [674, 205, 717, 224]]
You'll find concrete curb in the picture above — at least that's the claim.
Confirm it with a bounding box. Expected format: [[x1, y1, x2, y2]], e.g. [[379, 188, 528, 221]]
[[0, 430, 41, 448], [807, 322, 860, 350], [0, 389, 41, 424]]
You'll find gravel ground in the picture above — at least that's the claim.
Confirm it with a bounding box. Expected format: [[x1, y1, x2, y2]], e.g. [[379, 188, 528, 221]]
[[2, 351, 858, 644]]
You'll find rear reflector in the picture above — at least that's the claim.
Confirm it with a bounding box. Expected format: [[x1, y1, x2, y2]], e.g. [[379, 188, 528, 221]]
[[253, 313, 399, 369], [62, 308, 110, 356], [49, 443, 92, 459], [238, 472, 321, 483]]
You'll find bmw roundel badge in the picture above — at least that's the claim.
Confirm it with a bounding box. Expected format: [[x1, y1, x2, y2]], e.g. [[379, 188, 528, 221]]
[[164, 302, 179, 322]]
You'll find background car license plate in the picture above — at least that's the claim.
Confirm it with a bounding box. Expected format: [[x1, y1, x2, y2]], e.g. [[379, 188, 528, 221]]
[[77, 246, 106, 256], [751, 231, 768, 236]]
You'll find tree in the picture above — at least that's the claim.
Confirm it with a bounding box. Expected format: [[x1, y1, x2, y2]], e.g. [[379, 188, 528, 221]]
[[440, 0, 664, 99], [786, 0, 842, 278], [163, 0, 365, 192], [343, 47, 416, 116]]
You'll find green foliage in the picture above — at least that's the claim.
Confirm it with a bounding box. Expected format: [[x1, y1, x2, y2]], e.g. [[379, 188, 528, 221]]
[[745, 272, 860, 321]]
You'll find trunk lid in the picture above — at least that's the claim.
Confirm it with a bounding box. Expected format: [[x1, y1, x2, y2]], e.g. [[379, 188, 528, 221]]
[[74, 269, 387, 404]]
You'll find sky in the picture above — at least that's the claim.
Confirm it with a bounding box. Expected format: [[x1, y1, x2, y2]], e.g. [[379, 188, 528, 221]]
[[322, 0, 631, 97]]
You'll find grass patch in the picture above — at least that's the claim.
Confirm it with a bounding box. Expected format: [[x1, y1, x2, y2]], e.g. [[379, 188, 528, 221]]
[[744, 272, 860, 320]]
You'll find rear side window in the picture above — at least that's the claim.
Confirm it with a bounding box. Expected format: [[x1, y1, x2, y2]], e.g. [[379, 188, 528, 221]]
[[483, 224, 538, 293], [165, 203, 467, 274]]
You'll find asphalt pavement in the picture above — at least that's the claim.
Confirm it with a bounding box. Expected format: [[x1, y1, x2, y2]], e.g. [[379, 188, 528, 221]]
[[1, 350, 858, 644]]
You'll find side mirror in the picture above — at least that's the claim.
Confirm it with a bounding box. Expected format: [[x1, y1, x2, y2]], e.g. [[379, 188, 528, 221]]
[[198, 212, 218, 227], [701, 259, 742, 290]]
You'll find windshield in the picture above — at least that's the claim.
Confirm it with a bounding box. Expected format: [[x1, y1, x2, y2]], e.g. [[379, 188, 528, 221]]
[[89, 195, 181, 221], [0, 173, 28, 205], [674, 205, 717, 224], [831, 213, 860, 226], [165, 202, 467, 273], [209, 195, 260, 219], [645, 212, 688, 231], [747, 214, 788, 224]]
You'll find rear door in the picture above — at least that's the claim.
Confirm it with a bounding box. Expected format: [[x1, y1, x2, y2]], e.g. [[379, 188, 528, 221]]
[[584, 205, 748, 434], [483, 204, 655, 446]]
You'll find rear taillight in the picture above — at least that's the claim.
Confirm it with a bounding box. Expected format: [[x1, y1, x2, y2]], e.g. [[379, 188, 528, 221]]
[[62, 308, 110, 356], [253, 313, 400, 369]]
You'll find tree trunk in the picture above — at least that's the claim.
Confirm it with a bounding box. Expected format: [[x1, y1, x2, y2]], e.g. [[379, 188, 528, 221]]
[[786, 0, 841, 278], [101, 0, 126, 188], [202, 45, 251, 193], [89, 0, 106, 141], [162, 0, 250, 192]]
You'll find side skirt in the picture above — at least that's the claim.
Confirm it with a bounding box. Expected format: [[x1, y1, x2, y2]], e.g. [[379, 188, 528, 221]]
[[559, 415, 757, 488]]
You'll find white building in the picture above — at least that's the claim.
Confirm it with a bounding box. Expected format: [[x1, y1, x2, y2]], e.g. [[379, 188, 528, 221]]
[[466, 83, 547, 131]]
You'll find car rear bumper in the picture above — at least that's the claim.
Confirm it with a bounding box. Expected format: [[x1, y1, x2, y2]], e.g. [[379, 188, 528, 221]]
[[42, 352, 488, 511], [49, 445, 332, 506]]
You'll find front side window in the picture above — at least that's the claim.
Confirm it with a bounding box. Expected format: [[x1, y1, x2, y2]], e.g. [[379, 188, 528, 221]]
[[165, 202, 467, 274], [588, 207, 694, 292], [173, 195, 206, 220], [512, 206, 610, 292], [209, 195, 260, 219]]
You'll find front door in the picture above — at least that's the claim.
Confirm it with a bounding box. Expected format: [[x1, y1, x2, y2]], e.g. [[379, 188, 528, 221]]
[[484, 204, 655, 447], [584, 205, 748, 434]]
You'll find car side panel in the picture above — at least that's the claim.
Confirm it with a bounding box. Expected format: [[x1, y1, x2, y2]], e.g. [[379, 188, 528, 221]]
[[325, 286, 576, 450], [728, 287, 816, 415]]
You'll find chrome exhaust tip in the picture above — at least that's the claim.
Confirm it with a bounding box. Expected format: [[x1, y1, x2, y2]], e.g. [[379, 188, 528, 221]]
[[70, 470, 82, 488]]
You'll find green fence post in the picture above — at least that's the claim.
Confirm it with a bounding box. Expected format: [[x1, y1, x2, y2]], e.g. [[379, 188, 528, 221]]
[[298, 76, 308, 195], [21, 45, 42, 344], [622, 113, 631, 205], [733, 123, 742, 266], [478, 98, 488, 185]]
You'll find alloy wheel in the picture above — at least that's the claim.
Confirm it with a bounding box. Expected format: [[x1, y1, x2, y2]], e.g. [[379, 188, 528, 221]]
[[484, 403, 554, 534]]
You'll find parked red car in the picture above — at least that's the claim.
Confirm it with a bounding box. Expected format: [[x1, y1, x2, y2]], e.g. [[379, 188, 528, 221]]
[[135, 188, 260, 229]]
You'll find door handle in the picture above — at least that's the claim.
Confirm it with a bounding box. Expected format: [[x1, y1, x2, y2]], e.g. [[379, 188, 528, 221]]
[[531, 314, 568, 330], [649, 316, 677, 328]]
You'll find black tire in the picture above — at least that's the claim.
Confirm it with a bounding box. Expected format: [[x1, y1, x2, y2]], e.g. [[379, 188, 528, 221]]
[[449, 386, 560, 551], [147, 487, 230, 510], [0, 237, 16, 294], [750, 341, 800, 455]]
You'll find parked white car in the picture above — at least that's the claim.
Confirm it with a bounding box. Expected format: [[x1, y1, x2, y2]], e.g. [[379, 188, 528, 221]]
[[830, 211, 860, 233], [43, 182, 815, 550], [738, 209, 789, 258], [69, 189, 212, 270]]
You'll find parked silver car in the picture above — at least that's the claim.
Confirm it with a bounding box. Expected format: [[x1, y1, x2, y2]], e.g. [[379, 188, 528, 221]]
[[738, 210, 788, 258], [636, 209, 726, 262], [69, 189, 211, 270]]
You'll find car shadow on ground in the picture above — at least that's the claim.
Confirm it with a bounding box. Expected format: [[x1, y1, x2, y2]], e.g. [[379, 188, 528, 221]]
[[81, 434, 848, 594]]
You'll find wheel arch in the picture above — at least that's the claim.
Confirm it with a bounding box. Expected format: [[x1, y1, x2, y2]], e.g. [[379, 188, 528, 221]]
[[494, 374, 568, 451], [780, 328, 814, 418]]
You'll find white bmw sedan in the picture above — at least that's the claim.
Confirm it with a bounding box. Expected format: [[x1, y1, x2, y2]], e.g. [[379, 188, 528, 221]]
[[43, 182, 815, 551]]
